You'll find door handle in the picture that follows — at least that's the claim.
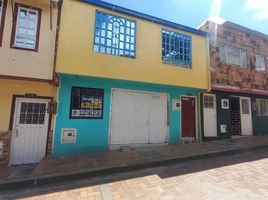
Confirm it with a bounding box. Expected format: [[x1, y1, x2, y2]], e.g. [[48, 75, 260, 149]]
[[16, 129, 18, 137]]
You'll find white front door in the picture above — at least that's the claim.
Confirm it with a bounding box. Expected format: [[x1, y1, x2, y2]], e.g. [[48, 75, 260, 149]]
[[240, 97, 253, 136], [109, 89, 168, 146], [10, 98, 50, 165], [203, 94, 217, 137]]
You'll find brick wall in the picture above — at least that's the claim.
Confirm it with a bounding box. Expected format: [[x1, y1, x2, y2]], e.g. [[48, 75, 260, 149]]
[[200, 21, 268, 90], [0, 131, 11, 165], [47, 130, 53, 156]]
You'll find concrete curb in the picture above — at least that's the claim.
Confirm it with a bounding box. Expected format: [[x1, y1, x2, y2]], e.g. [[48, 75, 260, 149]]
[[1, 144, 268, 192]]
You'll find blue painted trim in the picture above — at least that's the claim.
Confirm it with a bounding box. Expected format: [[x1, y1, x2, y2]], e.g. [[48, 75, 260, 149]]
[[80, 0, 209, 37]]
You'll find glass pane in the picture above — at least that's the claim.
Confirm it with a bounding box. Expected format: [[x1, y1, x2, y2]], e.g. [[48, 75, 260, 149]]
[[241, 99, 249, 114], [94, 11, 136, 58]]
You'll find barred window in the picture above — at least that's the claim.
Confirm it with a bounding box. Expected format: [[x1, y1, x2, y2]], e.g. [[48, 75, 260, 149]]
[[220, 44, 247, 68], [93, 11, 136, 58], [255, 54, 267, 71], [162, 29, 192, 68], [256, 99, 268, 116]]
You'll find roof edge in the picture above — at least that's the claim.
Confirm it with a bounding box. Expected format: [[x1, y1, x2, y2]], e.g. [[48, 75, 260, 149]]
[[80, 0, 209, 37]]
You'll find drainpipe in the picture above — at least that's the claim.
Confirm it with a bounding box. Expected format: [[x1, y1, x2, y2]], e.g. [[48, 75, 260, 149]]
[[198, 36, 212, 144], [51, 0, 63, 87]]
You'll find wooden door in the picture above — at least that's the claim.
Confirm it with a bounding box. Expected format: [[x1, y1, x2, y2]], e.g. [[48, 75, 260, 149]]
[[181, 96, 196, 138]]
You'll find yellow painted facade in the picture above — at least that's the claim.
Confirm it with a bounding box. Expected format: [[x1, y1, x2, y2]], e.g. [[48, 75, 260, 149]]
[[56, 0, 210, 89], [0, 0, 57, 80], [0, 0, 58, 132], [0, 79, 56, 131]]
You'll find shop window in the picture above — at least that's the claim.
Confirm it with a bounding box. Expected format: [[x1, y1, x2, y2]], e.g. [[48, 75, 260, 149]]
[[256, 99, 268, 116], [162, 29, 192, 68], [255, 54, 267, 71], [219, 44, 247, 68], [11, 4, 41, 51], [70, 87, 104, 119], [94, 10, 136, 58]]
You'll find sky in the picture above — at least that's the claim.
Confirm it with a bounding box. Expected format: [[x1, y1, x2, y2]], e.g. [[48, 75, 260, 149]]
[[101, 0, 268, 35]]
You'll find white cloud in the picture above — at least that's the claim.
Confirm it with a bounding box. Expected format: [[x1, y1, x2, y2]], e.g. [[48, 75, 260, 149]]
[[244, 0, 268, 20]]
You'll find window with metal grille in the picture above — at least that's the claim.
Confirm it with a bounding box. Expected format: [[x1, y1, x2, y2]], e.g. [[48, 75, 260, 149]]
[[162, 29, 192, 68], [19, 102, 46, 124], [219, 44, 247, 68], [256, 99, 268, 116], [93, 11, 136, 58], [255, 54, 267, 71], [12, 5, 40, 50]]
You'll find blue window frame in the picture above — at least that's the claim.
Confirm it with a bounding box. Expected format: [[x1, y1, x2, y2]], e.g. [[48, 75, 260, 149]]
[[162, 29, 192, 68], [94, 10, 136, 58]]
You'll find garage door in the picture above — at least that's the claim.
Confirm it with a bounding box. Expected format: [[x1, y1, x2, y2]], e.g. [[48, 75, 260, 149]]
[[109, 89, 168, 146]]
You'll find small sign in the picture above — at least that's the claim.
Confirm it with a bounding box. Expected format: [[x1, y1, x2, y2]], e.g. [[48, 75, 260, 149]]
[[221, 99, 229, 109], [173, 99, 181, 111], [220, 124, 227, 133]]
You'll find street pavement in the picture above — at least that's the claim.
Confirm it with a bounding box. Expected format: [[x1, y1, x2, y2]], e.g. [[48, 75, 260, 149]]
[[2, 148, 268, 200]]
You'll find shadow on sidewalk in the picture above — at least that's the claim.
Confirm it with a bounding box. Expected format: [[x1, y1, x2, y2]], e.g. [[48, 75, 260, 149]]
[[2, 147, 268, 199]]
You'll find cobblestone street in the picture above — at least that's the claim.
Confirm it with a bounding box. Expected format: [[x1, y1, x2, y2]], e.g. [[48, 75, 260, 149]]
[[2, 148, 268, 200]]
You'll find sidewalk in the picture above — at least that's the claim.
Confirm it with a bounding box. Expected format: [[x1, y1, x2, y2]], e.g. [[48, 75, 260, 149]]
[[1, 135, 268, 191]]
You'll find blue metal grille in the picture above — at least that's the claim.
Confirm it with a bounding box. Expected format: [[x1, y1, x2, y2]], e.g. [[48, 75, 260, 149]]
[[162, 29, 192, 68], [94, 11, 136, 58]]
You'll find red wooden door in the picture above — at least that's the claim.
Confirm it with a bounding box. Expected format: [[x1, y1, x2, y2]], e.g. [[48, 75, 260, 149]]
[[181, 96, 196, 138]]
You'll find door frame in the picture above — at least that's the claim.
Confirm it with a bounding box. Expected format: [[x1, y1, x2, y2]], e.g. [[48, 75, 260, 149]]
[[180, 95, 198, 141], [108, 88, 170, 149], [203, 93, 217, 137], [8, 95, 53, 164], [239, 96, 253, 136]]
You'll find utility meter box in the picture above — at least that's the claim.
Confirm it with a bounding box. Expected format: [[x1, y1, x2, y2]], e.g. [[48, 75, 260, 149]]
[[61, 128, 77, 144]]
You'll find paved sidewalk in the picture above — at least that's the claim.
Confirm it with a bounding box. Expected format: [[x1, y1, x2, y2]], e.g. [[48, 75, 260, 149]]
[[1, 135, 268, 191]]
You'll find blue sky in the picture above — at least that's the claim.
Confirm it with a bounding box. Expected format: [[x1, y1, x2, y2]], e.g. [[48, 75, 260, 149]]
[[102, 0, 268, 35]]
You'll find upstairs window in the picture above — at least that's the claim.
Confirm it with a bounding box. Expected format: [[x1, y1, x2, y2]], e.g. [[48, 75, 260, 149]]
[[11, 4, 41, 51], [255, 54, 267, 71], [162, 29, 192, 68], [256, 99, 268, 116], [0, 0, 7, 46], [219, 44, 247, 68], [0, 0, 3, 25], [94, 11, 136, 58]]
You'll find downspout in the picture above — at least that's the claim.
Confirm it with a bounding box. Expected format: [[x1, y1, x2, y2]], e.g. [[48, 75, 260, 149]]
[[51, 0, 63, 86], [197, 35, 212, 144]]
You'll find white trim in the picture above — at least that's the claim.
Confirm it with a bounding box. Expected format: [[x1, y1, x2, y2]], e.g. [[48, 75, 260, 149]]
[[108, 88, 170, 150], [180, 95, 198, 142]]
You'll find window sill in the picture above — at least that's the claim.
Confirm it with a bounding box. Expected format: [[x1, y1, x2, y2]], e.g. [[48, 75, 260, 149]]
[[162, 60, 192, 69], [11, 45, 38, 52]]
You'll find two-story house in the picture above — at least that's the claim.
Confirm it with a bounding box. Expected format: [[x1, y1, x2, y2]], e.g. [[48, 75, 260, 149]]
[[199, 18, 268, 140], [53, 0, 210, 156], [0, 0, 60, 165]]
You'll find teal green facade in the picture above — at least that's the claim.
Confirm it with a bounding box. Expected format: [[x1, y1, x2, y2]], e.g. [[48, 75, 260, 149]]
[[53, 74, 202, 156]]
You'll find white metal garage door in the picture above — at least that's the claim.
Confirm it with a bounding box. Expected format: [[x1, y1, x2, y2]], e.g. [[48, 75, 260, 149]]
[[109, 89, 168, 146]]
